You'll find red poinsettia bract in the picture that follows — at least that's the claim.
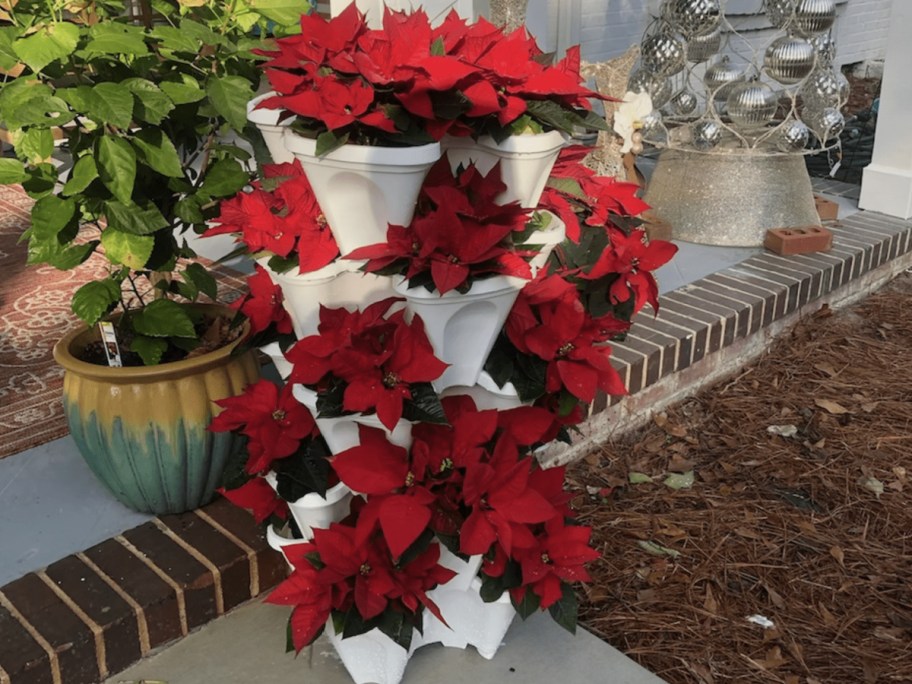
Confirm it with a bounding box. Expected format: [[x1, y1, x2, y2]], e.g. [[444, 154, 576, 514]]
[[217, 477, 288, 524], [231, 264, 293, 335], [209, 380, 317, 474], [204, 161, 339, 274], [580, 227, 677, 314], [286, 300, 447, 430], [348, 158, 533, 294]]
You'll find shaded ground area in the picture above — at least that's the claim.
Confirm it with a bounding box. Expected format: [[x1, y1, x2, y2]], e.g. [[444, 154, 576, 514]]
[[572, 271, 912, 684]]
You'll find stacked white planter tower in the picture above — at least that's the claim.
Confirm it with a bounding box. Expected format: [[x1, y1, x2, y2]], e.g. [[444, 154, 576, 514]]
[[250, 101, 566, 684]]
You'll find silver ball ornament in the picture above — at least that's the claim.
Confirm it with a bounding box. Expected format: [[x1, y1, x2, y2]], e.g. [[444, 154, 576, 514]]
[[764, 0, 795, 29], [641, 32, 687, 77], [835, 71, 850, 106], [807, 107, 844, 141], [793, 0, 836, 36], [628, 69, 673, 108], [640, 109, 665, 137], [704, 56, 745, 100], [686, 28, 722, 62], [692, 120, 724, 150], [663, 0, 722, 38], [670, 90, 698, 116], [726, 81, 778, 131], [801, 68, 842, 110], [775, 120, 810, 152], [809, 31, 837, 64], [764, 35, 816, 85]]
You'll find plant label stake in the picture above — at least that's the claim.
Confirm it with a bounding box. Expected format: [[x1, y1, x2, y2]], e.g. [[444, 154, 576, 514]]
[[98, 322, 123, 368]]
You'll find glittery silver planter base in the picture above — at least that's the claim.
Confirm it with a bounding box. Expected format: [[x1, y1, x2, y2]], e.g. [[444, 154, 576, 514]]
[[644, 149, 820, 246]]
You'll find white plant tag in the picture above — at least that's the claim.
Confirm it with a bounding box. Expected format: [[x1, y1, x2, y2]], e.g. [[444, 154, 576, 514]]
[[98, 321, 123, 368]]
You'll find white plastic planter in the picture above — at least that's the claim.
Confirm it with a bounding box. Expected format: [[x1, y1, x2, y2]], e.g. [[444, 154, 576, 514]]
[[265, 523, 300, 573], [326, 619, 416, 684], [423, 577, 515, 660], [521, 211, 567, 272], [258, 259, 397, 338], [394, 275, 525, 392], [264, 472, 353, 540], [292, 385, 414, 455], [441, 131, 567, 209], [441, 371, 529, 411], [247, 93, 295, 164], [283, 131, 441, 256], [258, 342, 293, 381]]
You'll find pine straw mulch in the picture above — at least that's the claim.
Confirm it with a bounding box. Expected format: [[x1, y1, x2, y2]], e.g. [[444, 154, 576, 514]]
[[570, 271, 912, 684]]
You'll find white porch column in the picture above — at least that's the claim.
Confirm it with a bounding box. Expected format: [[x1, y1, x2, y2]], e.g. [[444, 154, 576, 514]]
[[859, 0, 912, 219]]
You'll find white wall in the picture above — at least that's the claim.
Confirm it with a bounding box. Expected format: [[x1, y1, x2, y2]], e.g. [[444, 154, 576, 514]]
[[555, 0, 890, 69]]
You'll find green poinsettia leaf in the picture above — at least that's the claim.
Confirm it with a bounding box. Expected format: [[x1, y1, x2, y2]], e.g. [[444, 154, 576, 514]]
[[401, 383, 448, 424], [62, 155, 99, 196], [130, 334, 168, 365], [315, 129, 349, 157], [546, 177, 586, 199], [72, 279, 122, 327], [96, 137, 136, 204], [547, 584, 578, 634], [131, 128, 183, 178], [377, 611, 413, 652], [133, 298, 196, 338], [100, 228, 153, 269], [513, 587, 542, 620]]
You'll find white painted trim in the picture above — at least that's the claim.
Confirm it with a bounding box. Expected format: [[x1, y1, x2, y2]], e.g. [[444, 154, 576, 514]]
[[860, 165, 912, 219]]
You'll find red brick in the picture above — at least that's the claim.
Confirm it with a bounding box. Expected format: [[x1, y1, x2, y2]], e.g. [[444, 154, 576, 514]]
[[764, 226, 833, 256]]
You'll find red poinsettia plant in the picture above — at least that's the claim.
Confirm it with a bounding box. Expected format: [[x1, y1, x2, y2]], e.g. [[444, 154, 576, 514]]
[[346, 157, 535, 294], [285, 298, 448, 429], [483, 147, 676, 413], [269, 395, 598, 651], [210, 378, 336, 526], [255, 6, 607, 154], [204, 161, 339, 276]]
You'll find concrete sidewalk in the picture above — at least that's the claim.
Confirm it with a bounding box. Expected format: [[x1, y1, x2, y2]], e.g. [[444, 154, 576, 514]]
[[107, 600, 666, 684]]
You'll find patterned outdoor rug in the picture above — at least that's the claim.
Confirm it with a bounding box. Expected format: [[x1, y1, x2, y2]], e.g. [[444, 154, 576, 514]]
[[0, 185, 247, 459]]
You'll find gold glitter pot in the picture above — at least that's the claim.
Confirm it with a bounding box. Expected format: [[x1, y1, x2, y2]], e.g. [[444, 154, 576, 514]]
[[643, 148, 820, 246]]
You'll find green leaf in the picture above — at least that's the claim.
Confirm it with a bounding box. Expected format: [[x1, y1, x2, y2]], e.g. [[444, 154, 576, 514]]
[[133, 299, 196, 338], [178, 19, 224, 48], [88, 83, 134, 129], [401, 383, 448, 424], [430, 36, 445, 56], [628, 472, 653, 484], [22, 162, 58, 198], [206, 75, 254, 133], [249, 0, 312, 25], [150, 25, 201, 54], [0, 26, 21, 71], [46, 242, 97, 270], [72, 279, 122, 327], [58, 85, 95, 115], [0, 158, 27, 184], [96, 137, 136, 203], [85, 22, 149, 55], [13, 128, 53, 164], [101, 229, 153, 269], [663, 471, 695, 490], [546, 177, 586, 199], [30, 195, 76, 240], [62, 155, 99, 196], [637, 540, 681, 559], [512, 588, 541, 620], [130, 335, 167, 365], [376, 611, 413, 652], [175, 196, 204, 224], [131, 128, 183, 178], [199, 158, 250, 200], [122, 78, 174, 125], [547, 584, 578, 634], [12, 22, 80, 73], [160, 76, 205, 105], [1, 81, 73, 129], [315, 129, 349, 157], [104, 200, 169, 235], [183, 262, 218, 301]]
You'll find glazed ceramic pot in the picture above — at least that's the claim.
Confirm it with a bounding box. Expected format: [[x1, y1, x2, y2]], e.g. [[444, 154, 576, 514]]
[[54, 305, 259, 514]]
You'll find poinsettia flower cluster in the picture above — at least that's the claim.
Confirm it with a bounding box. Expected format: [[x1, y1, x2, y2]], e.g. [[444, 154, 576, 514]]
[[347, 157, 534, 294], [323, 397, 597, 613], [231, 264, 293, 337], [268, 522, 456, 652], [539, 146, 650, 243], [204, 161, 339, 274], [286, 298, 448, 429], [256, 6, 606, 145]]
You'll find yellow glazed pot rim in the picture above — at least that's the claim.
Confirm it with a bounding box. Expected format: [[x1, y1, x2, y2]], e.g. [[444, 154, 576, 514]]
[[53, 303, 251, 383]]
